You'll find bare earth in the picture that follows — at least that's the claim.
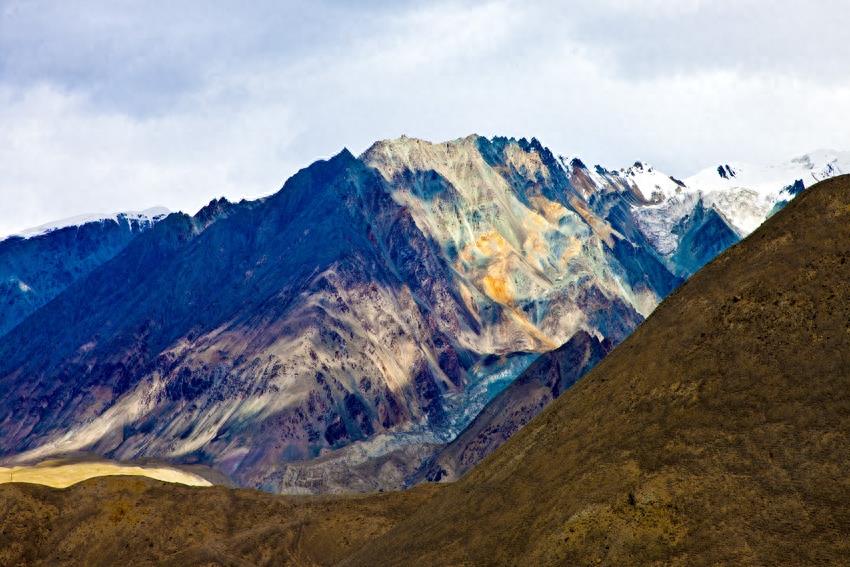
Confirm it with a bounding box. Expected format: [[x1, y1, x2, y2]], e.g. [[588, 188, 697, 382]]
[[3, 175, 850, 565]]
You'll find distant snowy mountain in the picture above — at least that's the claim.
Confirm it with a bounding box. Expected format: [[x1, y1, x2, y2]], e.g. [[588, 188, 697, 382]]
[[685, 150, 850, 234], [568, 150, 849, 276], [0, 207, 169, 337], [563, 158, 740, 278], [8, 207, 169, 240]]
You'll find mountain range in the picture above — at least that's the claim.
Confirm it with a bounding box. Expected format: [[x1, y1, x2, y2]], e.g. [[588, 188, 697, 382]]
[[3, 172, 849, 565], [0, 136, 846, 493]]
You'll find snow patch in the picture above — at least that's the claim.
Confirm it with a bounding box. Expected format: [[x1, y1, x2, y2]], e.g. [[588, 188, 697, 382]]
[[5, 206, 170, 240]]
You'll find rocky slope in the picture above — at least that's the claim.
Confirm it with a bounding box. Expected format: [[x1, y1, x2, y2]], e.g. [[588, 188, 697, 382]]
[[413, 149, 840, 482], [420, 330, 612, 483], [3, 173, 849, 566], [0, 209, 167, 337], [0, 136, 681, 493], [0, 476, 439, 566], [0, 136, 827, 494]]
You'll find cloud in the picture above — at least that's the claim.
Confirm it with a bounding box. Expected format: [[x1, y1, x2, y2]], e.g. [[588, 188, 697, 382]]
[[552, 0, 850, 82], [1, 0, 849, 235], [0, 83, 299, 235]]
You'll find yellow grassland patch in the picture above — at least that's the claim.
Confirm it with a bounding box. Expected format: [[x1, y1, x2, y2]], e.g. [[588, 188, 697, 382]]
[[0, 461, 212, 489]]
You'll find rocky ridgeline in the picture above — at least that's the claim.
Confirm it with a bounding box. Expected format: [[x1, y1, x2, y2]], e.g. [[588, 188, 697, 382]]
[[0, 135, 832, 493]]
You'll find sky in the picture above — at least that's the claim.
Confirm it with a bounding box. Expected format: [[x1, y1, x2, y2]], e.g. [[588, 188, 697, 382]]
[[2, 0, 850, 235]]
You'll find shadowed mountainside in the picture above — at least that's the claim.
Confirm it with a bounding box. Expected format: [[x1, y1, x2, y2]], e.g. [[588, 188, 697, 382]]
[[418, 330, 613, 483], [0, 213, 162, 338], [2, 175, 849, 564]]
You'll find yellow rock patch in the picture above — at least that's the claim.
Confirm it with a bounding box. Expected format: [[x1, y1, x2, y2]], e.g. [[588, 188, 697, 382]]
[[475, 230, 511, 257], [482, 273, 514, 305], [529, 195, 569, 225]]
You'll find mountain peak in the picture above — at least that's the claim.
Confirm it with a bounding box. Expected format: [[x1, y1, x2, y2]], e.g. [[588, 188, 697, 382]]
[[4, 206, 170, 241]]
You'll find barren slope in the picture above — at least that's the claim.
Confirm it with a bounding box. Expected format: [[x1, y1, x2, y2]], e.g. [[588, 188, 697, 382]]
[[0, 477, 436, 566], [2, 175, 848, 566]]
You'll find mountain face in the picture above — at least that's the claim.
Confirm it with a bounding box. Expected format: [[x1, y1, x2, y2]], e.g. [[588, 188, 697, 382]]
[[669, 198, 740, 275], [0, 136, 825, 494], [421, 330, 612, 483], [0, 136, 680, 493], [0, 209, 167, 338], [4, 174, 850, 567], [344, 173, 850, 565], [415, 151, 835, 481]]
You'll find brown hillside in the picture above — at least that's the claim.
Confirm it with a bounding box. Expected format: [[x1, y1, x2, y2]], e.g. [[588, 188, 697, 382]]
[[2, 175, 850, 565], [0, 477, 437, 566]]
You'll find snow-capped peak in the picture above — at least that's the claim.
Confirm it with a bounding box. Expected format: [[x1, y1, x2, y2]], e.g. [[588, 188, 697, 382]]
[[686, 150, 850, 197], [790, 149, 850, 180], [8, 206, 170, 240], [680, 150, 850, 234], [618, 160, 688, 202]]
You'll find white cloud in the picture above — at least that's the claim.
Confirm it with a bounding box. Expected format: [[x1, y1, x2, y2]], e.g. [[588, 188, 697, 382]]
[[1, 0, 849, 235], [0, 84, 299, 235]]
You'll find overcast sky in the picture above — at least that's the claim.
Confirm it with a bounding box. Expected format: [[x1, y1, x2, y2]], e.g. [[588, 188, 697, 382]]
[[2, 0, 850, 235]]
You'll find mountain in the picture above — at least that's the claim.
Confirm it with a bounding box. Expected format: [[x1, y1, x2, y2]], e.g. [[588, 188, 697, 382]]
[[3, 173, 849, 566], [0, 136, 682, 494], [0, 208, 168, 337], [0, 136, 825, 495]]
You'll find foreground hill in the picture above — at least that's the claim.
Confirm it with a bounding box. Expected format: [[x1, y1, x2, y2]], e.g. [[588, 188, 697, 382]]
[[2, 175, 848, 564], [0, 476, 437, 566]]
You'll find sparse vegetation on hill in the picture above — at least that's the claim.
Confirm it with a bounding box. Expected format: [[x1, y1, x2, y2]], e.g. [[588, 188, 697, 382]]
[[4, 175, 850, 565]]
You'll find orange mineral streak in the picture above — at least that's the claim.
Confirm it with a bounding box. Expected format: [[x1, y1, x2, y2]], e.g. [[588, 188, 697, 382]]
[[481, 273, 513, 305], [569, 196, 618, 247], [529, 195, 569, 225], [454, 229, 558, 350]]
